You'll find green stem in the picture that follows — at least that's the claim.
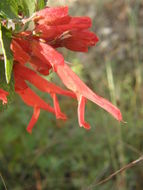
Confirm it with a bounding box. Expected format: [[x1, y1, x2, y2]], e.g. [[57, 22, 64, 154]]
[[105, 60, 126, 190], [0, 172, 7, 190]]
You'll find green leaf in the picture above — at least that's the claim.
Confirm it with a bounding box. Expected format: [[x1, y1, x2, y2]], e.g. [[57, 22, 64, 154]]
[[36, 0, 47, 10], [0, 60, 15, 111], [0, 24, 13, 83], [25, 0, 37, 16], [0, 42, 3, 54], [20, 0, 47, 16], [0, 0, 46, 21], [18, 0, 37, 17], [0, 0, 19, 19]]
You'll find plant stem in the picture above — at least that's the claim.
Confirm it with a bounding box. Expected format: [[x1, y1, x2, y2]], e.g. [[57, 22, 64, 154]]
[[0, 172, 7, 190], [105, 60, 127, 190]]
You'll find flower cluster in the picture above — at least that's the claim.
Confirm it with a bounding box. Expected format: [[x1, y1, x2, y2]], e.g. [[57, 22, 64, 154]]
[[0, 6, 122, 133]]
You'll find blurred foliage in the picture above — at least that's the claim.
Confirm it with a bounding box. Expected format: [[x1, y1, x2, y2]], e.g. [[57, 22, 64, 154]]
[[0, 60, 15, 111], [0, 0, 46, 19], [0, 0, 143, 189]]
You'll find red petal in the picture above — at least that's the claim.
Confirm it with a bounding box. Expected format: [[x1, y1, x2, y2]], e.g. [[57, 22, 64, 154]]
[[57, 30, 99, 52], [56, 63, 122, 122], [35, 17, 92, 40], [51, 93, 67, 120], [14, 77, 55, 114], [35, 25, 61, 40], [11, 39, 30, 64], [27, 106, 40, 134], [77, 95, 90, 129], [13, 37, 31, 53], [69, 17, 92, 29], [35, 7, 70, 25], [30, 56, 51, 75], [32, 40, 64, 71], [14, 63, 76, 98]]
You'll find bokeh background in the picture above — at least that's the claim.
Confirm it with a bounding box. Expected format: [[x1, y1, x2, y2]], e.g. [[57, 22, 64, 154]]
[[0, 0, 143, 189]]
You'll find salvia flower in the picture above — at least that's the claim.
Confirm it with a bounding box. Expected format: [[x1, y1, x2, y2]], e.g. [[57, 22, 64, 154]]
[[2, 6, 122, 133]]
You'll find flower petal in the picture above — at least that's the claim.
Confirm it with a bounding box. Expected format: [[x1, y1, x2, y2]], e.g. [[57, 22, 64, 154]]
[[32, 40, 64, 72], [11, 39, 30, 64], [35, 6, 70, 25], [30, 56, 51, 75], [51, 93, 67, 120], [34, 16, 92, 41], [14, 76, 55, 114], [56, 63, 122, 122], [27, 106, 40, 134], [14, 63, 76, 98], [55, 30, 99, 52], [77, 95, 90, 129]]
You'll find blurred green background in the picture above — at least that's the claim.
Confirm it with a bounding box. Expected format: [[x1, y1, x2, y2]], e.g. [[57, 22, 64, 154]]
[[0, 0, 143, 189]]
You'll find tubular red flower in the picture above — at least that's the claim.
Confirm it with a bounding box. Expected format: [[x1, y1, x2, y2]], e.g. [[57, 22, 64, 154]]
[[14, 63, 76, 122], [27, 40, 122, 128], [54, 30, 99, 52], [0, 88, 9, 104], [8, 5, 122, 132], [35, 6, 71, 25], [14, 65, 69, 132], [34, 16, 92, 41], [55, 63, 122, 127]]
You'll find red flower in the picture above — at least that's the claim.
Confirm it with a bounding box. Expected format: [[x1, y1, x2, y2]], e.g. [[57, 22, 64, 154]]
[[34, 7, 98, 52], [34, 16, 92, 41], [56, 63, 122, 128], [54, 30, 98, 52], [0, 88, 9, 104], [31, 40, 122, 128], [9, 6, 122, 133], [34, 6, 70, 25]]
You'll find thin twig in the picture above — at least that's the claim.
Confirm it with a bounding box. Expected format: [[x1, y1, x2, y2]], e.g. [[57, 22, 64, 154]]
[[0, 172, 8, 190], [87, 155, 143, 190]]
